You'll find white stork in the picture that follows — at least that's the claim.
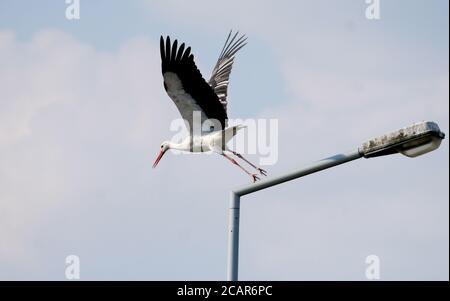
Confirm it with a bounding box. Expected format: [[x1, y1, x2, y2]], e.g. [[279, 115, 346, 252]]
[[153, 31, 266, 182]]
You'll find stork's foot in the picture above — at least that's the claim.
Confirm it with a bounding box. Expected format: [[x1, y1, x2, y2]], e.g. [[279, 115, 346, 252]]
[[258, 168, 267, 176], [251, 174, 260, 183]]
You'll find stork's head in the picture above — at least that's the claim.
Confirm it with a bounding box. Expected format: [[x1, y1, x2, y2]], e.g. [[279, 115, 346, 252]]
[[152, 141, 170, 168]]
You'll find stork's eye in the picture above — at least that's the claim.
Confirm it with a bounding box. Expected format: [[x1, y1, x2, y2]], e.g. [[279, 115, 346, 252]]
[[160, 145, 163, 149]]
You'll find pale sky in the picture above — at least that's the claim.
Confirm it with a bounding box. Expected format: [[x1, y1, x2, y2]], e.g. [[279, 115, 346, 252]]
[[0, 0, 448, 280]]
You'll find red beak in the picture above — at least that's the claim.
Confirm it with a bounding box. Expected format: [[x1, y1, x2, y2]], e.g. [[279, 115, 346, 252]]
[[152, 149, 166, 168]]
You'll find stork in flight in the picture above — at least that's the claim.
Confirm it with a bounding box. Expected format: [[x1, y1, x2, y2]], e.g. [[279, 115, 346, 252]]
[[153, 31, 266, 182]]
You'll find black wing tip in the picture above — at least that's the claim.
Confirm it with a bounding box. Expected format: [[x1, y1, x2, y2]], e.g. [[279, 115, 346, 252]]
[[160, 35, 169, 42], [219, 30, 247, 58], [160, 35, 195, 73], [228, 29, 247, 39], [160, 35, 183, 53], [182, 46, 192, 59]]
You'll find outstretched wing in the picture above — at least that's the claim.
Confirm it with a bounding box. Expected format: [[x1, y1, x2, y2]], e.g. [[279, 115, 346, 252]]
[[208, 31, 247, 112], [160, 36, 228, 133]]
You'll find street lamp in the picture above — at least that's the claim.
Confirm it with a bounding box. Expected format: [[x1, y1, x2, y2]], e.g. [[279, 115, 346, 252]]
[[360, 121, 445, 158], [227, 121, 445, 281]]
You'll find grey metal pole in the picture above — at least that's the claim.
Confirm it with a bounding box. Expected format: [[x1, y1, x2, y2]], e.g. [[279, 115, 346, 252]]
[[227, 192, 240, 281], [226, 150, 363, 281], [234, 150, 363, 197]]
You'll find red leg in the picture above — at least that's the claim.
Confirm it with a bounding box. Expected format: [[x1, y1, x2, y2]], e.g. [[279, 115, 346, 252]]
[[230, 151, 267, 176], [222, 153, 260, 182]]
